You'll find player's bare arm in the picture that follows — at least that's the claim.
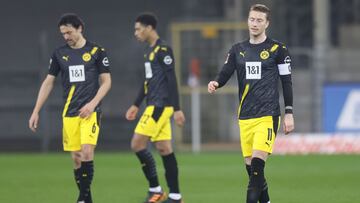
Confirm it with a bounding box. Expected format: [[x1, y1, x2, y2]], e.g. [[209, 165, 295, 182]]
[[29, 75, 56, 132]]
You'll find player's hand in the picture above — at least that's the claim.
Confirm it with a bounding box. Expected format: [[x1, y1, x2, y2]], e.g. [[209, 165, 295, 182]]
[[79, 102, 96, 119], [283, 113, 294, 135], [29, 112, 39, 132], [174, 110, 185, 127], [208, 81, 219, 93], [126, 105, 139, 121]]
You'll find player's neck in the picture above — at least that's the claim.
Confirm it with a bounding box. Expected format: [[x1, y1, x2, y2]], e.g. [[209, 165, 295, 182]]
[[71, 37, 86, 49], [249, 33, 267, 44], [148, 33, 159, 47]]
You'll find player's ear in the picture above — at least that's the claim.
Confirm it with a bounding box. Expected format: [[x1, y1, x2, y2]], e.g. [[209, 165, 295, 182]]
[[78, 25, 84, 33], [146, 25, 152, 32], [265, 20, 269, 29]]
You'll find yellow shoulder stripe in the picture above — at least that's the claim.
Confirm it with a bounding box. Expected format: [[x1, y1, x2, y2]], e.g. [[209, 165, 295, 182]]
[[270, 44, 279, 52], [154, 46, 160, 53], [91, 47, 98, 55], [149, 46, 163, 61]]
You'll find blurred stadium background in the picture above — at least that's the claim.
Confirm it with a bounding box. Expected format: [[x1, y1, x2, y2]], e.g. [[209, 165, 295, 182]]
[[1, 0, 359, 152], [0, 0, 360, 202]]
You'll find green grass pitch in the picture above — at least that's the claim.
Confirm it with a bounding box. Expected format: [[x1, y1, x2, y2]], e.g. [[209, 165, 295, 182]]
[[0, 152, 359, 203]]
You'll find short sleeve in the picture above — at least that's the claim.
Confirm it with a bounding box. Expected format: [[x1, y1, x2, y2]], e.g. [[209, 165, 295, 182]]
[[48, 52, 60, 76], [96, 48, 111, 73], [158, 46, 175, 69], [276, 45, 292, 76]]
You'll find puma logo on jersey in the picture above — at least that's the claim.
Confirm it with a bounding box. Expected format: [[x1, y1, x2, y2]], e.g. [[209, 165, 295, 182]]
[[239, 52, 245, 57], [62, 56, 69, 61]]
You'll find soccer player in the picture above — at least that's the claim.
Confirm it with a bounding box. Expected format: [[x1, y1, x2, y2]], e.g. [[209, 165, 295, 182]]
[[29, 13, 111, 203], [208, 4, 294, 203], [125, 13, 186, 203]]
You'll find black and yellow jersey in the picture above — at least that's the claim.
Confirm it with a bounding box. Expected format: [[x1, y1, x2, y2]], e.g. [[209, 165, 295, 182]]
[[48, 41, 110, 117], [134, 39, 180, 110], [215, 37, 293, 119]]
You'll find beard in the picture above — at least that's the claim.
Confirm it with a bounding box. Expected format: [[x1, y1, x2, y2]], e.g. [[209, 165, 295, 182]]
[[66, 40, 75, 46]]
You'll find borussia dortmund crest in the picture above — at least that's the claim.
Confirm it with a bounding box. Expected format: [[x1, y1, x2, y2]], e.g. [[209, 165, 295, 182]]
[[260, 50, 269, 60], [82, 53, 91, 62]]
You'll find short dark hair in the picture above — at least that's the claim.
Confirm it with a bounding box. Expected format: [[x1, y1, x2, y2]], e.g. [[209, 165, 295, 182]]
[[58, 13, 85, 31], [250, 4, 270, 20], [135, 13, 158, 29]]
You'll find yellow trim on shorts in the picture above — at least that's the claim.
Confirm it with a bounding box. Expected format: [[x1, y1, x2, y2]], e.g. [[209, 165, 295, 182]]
[[239, 115, 278, 157], [277, 115, 281, 132], [62, 85, 75, 117], [134, 106, 174, 142], [62, 112, 100, 151]]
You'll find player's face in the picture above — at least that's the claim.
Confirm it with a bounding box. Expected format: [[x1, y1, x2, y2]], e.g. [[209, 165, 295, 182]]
[[59, 25, 83, 47], [134, 22, 150, 42], [248, 10, 269, 37]]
